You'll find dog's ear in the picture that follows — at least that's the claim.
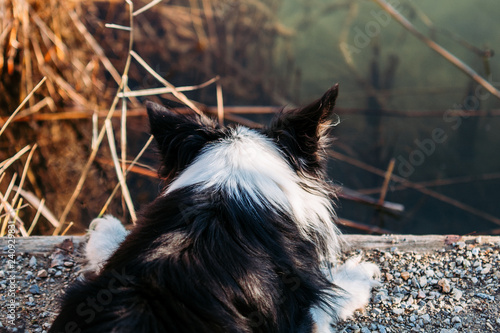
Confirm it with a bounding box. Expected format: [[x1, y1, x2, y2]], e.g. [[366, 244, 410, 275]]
[[268, 84, 339, 171], [146, 101, 221, 180]]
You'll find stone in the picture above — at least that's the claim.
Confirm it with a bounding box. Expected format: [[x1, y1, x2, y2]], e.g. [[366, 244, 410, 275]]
[[425, 269, 435, 277], [29, 284, 40, 295], [37, 270, 48, 278], [393, 308, 404, 315], [401, 271, 410, 281], [438, 278, 451, 293], [63, 261, 74, 267], [475, 293, 495, 301], [451, 288, 463, 300], [421, 314, 431, 324], [481, 264, 492, 275], [29, 256, 37, 268], [419, 276, 428, 287]]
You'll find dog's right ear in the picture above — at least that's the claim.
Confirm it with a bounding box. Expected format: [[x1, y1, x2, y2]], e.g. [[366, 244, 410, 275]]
[[146, 101, 220, 180]]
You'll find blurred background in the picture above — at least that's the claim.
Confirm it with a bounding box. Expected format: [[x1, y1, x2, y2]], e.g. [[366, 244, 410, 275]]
[[1, 0, 499, 236]]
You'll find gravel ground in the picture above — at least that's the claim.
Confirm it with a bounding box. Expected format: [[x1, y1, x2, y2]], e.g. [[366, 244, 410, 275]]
[[0, 238, 498, 333]]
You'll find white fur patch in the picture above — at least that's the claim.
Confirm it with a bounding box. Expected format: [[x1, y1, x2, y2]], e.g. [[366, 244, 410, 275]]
[[85, 215, 128, 274], [311, 256, 381, 331], [166, 126, 340, 260]]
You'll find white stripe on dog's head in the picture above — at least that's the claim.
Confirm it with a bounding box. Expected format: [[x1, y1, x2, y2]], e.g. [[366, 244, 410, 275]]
[[167, 126, 340, 261]]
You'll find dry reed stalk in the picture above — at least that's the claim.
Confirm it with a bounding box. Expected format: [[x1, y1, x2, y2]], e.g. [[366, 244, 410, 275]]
[[0, 174, 17, 224], [121, 97, 127, 175], [133, 0, 163, 17], [216, 81, 224, 126], [14, 187, 59, 229], [117, 76, 219, 98], [338, 218, 392, 235], [129, 50, 206, 117], [0, 146, 30, 175], [0, 191, 28, 236], [105, 119, 137, 223], [60, 221, 74, 236], [27, 198, 45, 236], [378, 158, 395, 206], [8, 144, 37, 227], [99, 134, 154, 217], [0, 77, 46, 137]]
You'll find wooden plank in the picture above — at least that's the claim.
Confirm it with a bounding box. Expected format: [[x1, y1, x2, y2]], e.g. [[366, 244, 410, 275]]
[[2, 235, 499, 255], [0, 236, 87, 254], [342, 234, 500, 252]]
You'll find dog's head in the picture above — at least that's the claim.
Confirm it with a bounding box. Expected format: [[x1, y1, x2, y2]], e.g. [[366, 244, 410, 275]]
[[146, 85, 340, 260], [147, 84, 339, 184]]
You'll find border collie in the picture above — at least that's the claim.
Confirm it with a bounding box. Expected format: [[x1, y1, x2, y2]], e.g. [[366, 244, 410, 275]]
[[49, 85, 379, 333]]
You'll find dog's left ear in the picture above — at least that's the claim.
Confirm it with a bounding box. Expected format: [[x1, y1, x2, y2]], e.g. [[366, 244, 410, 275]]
[[268, 84, 339, 169], [146, 101, 220, 180]]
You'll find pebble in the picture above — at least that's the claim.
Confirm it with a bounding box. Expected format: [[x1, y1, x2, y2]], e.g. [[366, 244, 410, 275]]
[[475, 293, 495, 301], [425, 269, 434, 277], [29, 256, 37, 268], [372, 308, 382, 316], [393, 308, 404, 315], [401, 271, 410, 281], [481, 264, 492, 275], [29, 284, 41, 295], [418, 276, 427, 287], [37, 269, 48, 278], [451, 288, 463, 300], [438, 278, 451, 293], [63, 261, 74, 267], [0, 270, 4, 278], [420, 314, 431, 324]]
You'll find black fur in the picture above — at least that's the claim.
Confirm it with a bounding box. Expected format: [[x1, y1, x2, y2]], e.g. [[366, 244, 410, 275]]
[[49, 86, 340, 333]]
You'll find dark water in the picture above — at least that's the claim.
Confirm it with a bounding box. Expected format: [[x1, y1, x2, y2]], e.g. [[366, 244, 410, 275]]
[[274, 0, 500, 234]]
